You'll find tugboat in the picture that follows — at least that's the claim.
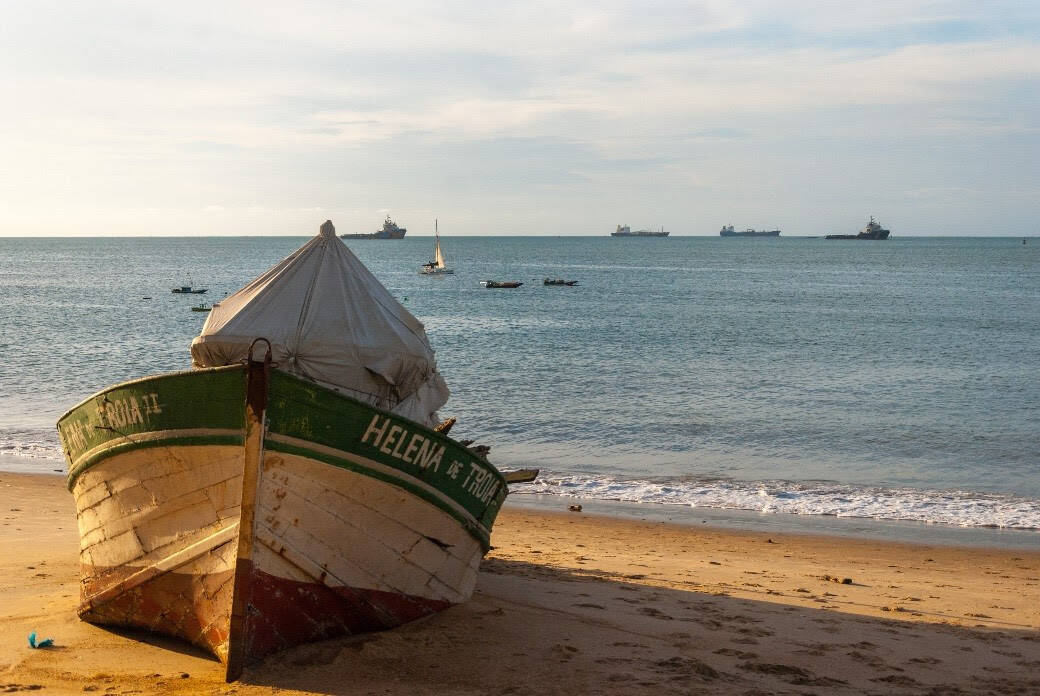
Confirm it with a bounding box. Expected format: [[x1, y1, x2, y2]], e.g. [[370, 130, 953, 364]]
[[341, 215, 407, 239], [719, 225, 780, 237], [825, 217, 890, 240]]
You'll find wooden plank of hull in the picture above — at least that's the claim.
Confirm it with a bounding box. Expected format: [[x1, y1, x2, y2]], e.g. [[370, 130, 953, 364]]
[[70, 444, 243, 661]]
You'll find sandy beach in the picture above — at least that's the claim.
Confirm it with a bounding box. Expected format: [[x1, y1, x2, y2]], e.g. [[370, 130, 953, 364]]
[[2, 471, 1038, 695]]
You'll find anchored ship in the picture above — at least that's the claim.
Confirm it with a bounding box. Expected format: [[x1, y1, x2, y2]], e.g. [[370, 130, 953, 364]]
[[611, 224, 669, 237], [825, 216, 890, 240], [720, 225, 780, 237], [57, 221, 515, 681], [341, 215, 407, 239]]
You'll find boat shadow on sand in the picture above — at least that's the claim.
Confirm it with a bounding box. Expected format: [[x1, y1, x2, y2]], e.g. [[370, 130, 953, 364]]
[[95, 624, 218, 661], [234, 558, 1040, 695]]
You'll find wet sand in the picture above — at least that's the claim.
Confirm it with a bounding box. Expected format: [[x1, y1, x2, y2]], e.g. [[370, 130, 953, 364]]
[[2, 471, 1038, 694]]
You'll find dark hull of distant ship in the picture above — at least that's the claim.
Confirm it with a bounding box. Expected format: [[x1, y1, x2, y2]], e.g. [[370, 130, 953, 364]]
[[340, 231, 406, 239], [611, 231, 669, 237], [720, 230, 780, 237], [825, 230, 890, 240]]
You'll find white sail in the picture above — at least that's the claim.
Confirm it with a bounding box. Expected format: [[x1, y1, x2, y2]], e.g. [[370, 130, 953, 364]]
[[420, 219, 453, 274], [434, 235, 445, 269]]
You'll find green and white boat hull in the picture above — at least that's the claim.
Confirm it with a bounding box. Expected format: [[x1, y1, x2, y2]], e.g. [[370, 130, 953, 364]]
[[57, 361, 506, 680]]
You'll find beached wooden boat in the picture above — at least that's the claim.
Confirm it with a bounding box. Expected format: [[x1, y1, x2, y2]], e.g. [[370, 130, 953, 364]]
[[57, 222, 508, 680]]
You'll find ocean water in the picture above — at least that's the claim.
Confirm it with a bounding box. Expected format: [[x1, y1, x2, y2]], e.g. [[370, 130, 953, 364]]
[[1, 235, 1038, 543]]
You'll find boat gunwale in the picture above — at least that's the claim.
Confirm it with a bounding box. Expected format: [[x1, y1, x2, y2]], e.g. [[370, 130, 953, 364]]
[[56, 364, 246, 424]]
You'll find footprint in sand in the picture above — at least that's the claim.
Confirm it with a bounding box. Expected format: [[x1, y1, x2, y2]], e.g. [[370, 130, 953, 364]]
[[872, 674, 922, 687], [736, 626, 774, 637], [847, 641, 877, 650], [846, 650, 884, 666], [0, 686, 45, 692], [739, 663, 849, 688], [638, 606, 674, 620], [713, 648, 758, 659], [908, 656, 943, 665], [653, 656, 723, 682], [550, 644, 579, 661]]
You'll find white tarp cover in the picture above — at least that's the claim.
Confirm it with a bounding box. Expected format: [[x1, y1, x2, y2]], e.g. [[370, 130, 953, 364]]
[[190, 220, 449, 427]]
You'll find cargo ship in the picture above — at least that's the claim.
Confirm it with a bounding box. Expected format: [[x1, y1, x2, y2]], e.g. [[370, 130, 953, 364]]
[[341, 215, 407, 239], [611, 224, 669, 237], [719, 225, 780, 237], [825, 217, 890, 240]]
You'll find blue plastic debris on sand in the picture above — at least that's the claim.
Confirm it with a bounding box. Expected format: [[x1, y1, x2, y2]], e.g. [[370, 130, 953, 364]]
[[28, 632, 54, 649]]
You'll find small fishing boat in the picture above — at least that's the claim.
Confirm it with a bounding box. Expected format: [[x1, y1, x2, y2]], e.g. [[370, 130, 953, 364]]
[[543, 278, 578, 286], [57, 221, 514, 681], [481, 280, 523, 288], [172, 284, 207, 294], [419, 219, 454, 275], [191, 303, 211, 312]]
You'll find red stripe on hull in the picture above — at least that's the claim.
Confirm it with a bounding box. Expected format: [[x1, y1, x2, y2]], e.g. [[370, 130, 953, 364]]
[[242, 569, 452, 663], [80, 565, 454, 666]]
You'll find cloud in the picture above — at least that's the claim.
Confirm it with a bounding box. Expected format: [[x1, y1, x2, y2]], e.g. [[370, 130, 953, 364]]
[[1, 1, 1038, 235]]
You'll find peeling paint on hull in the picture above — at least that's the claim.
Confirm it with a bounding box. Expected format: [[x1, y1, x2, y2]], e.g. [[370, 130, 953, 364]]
[[242, 568, 451, 660], [58, 364, 506, 679]]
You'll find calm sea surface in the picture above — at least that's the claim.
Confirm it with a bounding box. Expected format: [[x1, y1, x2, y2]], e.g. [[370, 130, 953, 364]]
[[1, 235, 1038, 543]]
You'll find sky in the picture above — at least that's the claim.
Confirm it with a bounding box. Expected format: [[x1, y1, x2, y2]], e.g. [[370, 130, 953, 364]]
[[2, 1, 1039, 236]]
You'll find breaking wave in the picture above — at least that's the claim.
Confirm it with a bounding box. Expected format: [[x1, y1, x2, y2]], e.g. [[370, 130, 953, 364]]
[[515, 472, 1040, 530]]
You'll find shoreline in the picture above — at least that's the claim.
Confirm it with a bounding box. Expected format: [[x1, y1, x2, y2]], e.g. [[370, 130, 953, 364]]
[[5, 459, 1040, 550], [2, 471, 1039, 694], [509, 493, 1040, 550]]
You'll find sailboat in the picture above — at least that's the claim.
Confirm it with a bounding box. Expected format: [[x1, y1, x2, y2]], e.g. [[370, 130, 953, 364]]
[[419, 219, 454, 275]]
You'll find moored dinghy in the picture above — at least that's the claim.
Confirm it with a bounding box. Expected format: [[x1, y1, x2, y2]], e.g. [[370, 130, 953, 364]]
[[57, 220, 507, 680]]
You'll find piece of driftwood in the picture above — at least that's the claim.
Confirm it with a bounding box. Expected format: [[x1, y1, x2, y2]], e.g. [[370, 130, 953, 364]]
[[502, 468, 540, 484], [467, 445, 490, 461]]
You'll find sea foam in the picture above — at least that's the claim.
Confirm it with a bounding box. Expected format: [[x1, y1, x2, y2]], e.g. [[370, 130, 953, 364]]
[[517, 472, 1040, 530]]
